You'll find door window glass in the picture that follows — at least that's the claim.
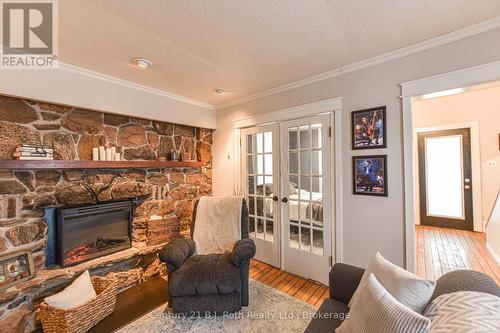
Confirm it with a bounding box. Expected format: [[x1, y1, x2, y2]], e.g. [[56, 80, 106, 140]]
[[287, 123, 325, 255], [425, 136, 464, 219], [245, 130, 275, 243]]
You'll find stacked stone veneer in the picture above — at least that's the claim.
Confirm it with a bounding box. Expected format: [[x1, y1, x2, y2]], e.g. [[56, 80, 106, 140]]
[[0, 95, 213, 332]]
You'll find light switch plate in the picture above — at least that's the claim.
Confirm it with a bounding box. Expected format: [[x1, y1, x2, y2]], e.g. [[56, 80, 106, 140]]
[[487, 160, 497, 168]]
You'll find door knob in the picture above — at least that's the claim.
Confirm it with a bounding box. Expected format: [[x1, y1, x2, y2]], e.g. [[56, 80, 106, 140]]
[[282, 197, 288, 203], [464, 185, 471, 190], [272, 195, 278, 202], [464, 178, 470, 183]]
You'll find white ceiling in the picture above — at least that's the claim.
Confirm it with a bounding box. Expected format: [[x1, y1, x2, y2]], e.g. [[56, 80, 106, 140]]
[[59, 0, 500, 107]]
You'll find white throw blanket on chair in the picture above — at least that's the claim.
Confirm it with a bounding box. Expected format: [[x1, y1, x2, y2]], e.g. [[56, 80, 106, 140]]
[[193, 196, 243, 255]]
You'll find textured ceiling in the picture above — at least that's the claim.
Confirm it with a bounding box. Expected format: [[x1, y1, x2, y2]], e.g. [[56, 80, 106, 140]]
[[58, 0, 500, 106]]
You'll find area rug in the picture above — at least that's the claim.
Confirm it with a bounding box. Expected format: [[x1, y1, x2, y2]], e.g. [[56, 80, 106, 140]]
[[117, 279, 317, 333]]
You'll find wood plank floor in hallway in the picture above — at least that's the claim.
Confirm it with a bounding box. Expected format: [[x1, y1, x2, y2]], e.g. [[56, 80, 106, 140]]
[[416, 225, 500, 284], [249, 259, 328, 308], [251, 225, 499, 308]]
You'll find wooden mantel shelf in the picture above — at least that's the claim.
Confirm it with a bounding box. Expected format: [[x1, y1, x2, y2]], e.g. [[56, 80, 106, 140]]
[[0, 160, 204, 170]]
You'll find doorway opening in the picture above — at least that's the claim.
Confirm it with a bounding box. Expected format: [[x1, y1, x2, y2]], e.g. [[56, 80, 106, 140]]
[[240, 114, 333, 284], [415, 127, 474, 231], [410, 81, 500, 283], [233, 97, 342, 286]]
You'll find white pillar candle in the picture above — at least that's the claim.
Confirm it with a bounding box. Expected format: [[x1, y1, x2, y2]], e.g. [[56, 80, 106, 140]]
[[99, 146, 106, 161], [106, 148, 112, 161], [115, 152, 120, 161], [110, 147, 116, 161], [92, 147, 99, 161]]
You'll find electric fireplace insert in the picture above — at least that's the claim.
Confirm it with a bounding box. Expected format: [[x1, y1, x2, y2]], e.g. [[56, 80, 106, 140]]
[[56, 200, 132, 267]]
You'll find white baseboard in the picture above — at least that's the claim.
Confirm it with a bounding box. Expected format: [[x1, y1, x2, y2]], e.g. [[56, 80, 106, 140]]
[[486, 242, 500, 266]]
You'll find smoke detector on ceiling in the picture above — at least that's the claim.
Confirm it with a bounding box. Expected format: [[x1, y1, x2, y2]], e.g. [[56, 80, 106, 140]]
[[214, 88, 226, 95]]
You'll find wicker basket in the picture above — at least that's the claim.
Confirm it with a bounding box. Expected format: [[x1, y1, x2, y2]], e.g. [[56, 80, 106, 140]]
[[39, 276, 118, 333]]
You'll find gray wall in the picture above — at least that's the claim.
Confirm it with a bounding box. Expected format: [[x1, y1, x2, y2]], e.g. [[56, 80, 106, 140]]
[[213, 28, 500, 268]]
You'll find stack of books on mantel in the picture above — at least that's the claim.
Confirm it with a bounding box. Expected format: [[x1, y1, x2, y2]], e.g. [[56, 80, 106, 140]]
[[13, 144, 54, 160]]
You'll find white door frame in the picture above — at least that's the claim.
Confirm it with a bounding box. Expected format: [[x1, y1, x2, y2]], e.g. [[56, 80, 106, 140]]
[[401, 60, 500, 272], [233, 97, 344, 268], [413, 122, 482, 231]]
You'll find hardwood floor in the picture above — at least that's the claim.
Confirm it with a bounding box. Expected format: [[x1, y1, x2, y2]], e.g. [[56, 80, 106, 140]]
[[84, 227, 500, 332], [416, 225, 500, 285], [252, 225, 500, 309], [250, 259, 329, 308]]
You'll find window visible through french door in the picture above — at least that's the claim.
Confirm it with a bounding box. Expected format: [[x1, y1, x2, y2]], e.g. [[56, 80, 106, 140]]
[[240, 113, 333, 284]]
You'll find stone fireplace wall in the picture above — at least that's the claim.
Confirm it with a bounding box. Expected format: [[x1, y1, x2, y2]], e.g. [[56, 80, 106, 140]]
[[0, 95, 213, 331]]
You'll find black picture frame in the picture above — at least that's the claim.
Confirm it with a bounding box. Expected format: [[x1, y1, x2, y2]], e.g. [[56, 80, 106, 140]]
[[0, 251, 35, 291], [352, 155, 388, 197], [351, 106, 387, 150]]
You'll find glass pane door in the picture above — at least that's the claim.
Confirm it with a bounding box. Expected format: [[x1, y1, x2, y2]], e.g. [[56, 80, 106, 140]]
[[281, 114, 332, 284], [241, 124, 280, 267]]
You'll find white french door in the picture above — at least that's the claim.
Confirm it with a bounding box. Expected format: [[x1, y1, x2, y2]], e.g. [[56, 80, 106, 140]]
[[240, 114, 332, 284], [241, 125, 280, 267], [280, 114, 332, 284]]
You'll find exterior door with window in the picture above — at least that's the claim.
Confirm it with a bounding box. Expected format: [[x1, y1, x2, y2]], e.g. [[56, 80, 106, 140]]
[[417, 128, 473, 230], [280, 114, 332, 284], [241, 125, 280, 267]]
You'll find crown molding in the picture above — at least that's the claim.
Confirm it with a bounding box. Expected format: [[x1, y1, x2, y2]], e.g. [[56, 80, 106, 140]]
[[219, 68, 343, 111], [216, 16, 500, 110], [233, 96, 342, 129], [58, 62, 216, 111], [401, 60, 500, 97]]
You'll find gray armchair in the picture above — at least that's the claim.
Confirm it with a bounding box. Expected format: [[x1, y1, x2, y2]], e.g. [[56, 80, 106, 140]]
[[159, 198, 256, 314]]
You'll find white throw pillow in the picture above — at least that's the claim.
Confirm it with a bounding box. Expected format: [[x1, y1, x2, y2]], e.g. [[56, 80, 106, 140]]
[[337, 273, 430, 333], [349, 252, 436, 313], [45, 270, 97, 309], [424, 291, 500, 332]]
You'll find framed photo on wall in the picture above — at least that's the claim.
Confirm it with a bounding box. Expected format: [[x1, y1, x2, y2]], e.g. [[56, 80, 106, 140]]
[[351, 106, 387, 150], [352, 155, 388, 196], [0, 251, 34, 291]]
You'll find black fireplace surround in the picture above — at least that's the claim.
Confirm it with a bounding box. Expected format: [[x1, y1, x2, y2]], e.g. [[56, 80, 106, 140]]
[[55, 200, 132, 267]]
